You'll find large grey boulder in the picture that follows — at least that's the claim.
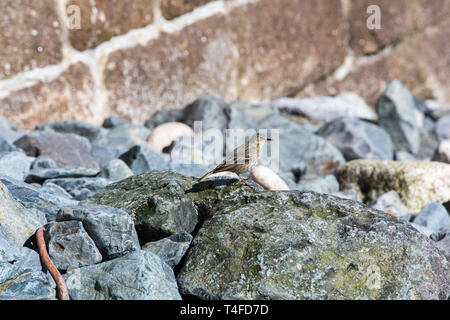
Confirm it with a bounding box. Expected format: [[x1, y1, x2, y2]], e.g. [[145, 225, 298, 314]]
[[177, 191, 449, 300], [56, 204, 140, 260], [63, 250, 181, 300], [317, 117, 393, 160], [86, 171, 449, 299], [376, 80, 420, 154]]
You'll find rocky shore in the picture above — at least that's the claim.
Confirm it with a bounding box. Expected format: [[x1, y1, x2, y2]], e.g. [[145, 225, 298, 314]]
[[0, 80, 449, 300]]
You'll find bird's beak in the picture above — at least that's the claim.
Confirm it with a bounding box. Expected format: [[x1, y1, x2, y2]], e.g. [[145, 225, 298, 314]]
[[267, 138, 272, 141]]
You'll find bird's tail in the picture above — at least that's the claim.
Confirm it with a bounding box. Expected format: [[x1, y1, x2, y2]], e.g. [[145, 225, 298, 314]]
[[198, 170, 213, 181]]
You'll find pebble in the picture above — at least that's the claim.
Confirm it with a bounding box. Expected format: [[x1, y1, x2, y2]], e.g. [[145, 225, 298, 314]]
[[250, 166, 289, 190]]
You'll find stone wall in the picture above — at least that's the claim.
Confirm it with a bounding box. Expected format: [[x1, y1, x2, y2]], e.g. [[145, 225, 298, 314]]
[[0, 0, 449, 129]]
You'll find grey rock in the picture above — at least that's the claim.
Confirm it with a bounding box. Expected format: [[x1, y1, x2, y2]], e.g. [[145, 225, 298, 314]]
[[119, 144, 167, 174], [436, 234, 450, 260], [0, 151, 34, 180], [45, 177, 111, 200], [414, 97, 441, 120], [295, 175, 340, 194], [14, 131, 100, 170], [331, 189, 363, 202], [144, 109, 184, 130], [436, 113, 450, 142], [86, 172, 200, 243], [0, 230, 32, 263], [181, 96, 230, 133], [86, 171, 449, 299], [44, 221, 102, 271], [91, 144, 122, 168], [395, 150, 417, 162], [0, 136, 23, 154], [167, 135, 220, 168], [177, 189, 450, 300], [91, 124, 150, 152], [413, 202, 450, 233], [0, 247, 55, 300], [317, 117, 393, 161], [40, 182, 74, 200], [410, 223, 436, 238], [0, 117, 24, 143], [31, 156, 58, 169], [102, 159, 134, 181], [257, 114, 345, 180], [142, 232, 193, 268], [102, 117, 128, 129], [433, 140, 450, 163], [36, 120, 101, 142], [0, 174, 77, 221], [416, 118, 439, 160], [56, 204, 140, 260], [0, 181, 46, 246], [168, 162, 207, 178], [25, 167, 100, 184], [376, 80, 420, 154], [273, 95, 377, 122], [370, 191, 409, 218], [63, 250, 181, 300], [229, 101, 277, 122]]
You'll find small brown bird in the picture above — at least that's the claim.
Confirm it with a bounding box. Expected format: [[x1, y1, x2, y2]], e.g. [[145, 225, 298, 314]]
[[198, 133, 271, 186]]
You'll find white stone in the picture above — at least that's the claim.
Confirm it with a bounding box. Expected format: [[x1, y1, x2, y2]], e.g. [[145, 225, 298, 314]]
[[251, 166, 289, 191], [148, 122, 194, 152]]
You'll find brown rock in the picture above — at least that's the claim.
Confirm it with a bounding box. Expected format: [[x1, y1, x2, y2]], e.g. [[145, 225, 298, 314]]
[[161, 0, 214, 20], [298, 19, 450, 109], [104, 13, 238, 122], [67, 0, 154, 51], [0, 62, 96, 130], [228, 0, 348, 101], [348, 0, 450, 55], [148, 122, 194, 152], [14, 132, 100, 170], [0, 0, 63, 79]]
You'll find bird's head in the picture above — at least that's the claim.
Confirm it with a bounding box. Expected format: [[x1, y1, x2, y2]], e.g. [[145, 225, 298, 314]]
[[253, 133, 272, 143]]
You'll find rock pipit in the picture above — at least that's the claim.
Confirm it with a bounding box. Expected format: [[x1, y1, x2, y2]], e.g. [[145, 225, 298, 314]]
[[198, 133, 271, 186]]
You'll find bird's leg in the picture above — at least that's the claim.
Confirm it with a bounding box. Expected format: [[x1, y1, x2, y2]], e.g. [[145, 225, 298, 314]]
[[237, 174, 252, 187]]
